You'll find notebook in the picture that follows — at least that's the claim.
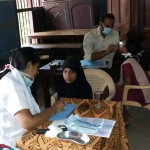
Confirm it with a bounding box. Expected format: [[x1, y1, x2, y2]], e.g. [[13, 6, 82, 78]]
[[49, 104, 77, 121]]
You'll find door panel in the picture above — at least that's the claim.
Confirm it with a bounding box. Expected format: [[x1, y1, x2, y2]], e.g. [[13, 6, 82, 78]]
[[43, 1, 71, 30], [107, 0, 130, 32], [68, 0, 94, 29]]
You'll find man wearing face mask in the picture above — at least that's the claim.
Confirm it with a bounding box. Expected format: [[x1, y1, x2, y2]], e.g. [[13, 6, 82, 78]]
[[83, 13, 119, 69]]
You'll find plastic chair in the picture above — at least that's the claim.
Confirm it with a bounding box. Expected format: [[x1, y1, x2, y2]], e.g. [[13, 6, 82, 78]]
[[121, 71, 150, 110], [83, 68, 116, 100]]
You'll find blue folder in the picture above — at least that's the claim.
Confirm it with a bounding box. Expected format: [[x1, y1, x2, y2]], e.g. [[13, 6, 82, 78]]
[[80, 59, 107, 68], [49, 104, 77, 121]]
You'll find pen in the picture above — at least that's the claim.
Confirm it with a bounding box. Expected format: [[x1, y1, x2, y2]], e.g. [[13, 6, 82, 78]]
[[35, 128, 50, 134]]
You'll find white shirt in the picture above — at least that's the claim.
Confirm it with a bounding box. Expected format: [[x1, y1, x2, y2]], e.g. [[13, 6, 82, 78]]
[[0, 68, 40, 146], [83, 27, 119, 68]]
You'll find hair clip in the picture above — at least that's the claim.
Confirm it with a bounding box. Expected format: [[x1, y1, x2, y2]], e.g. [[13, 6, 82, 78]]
[[136, 50, 144, 62], [137, 50, 144, 56], [122, 52, 132, 58], [0, 63, 14, 74]]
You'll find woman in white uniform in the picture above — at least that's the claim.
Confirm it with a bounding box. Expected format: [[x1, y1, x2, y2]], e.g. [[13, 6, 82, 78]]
[[0, 47, 64, 146]]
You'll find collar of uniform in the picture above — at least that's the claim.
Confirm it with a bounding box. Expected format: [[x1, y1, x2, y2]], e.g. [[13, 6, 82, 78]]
[[97, 27, 102, 37]]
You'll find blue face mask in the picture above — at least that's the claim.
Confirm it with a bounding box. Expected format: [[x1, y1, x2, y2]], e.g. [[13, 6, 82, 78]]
[[102, 27, 112, 36], [20, 72, 34, 87]]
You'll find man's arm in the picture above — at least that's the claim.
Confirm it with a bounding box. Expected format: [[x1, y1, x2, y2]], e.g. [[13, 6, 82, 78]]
[[83, 30, 119, 61], [91, 44, 118, 60]]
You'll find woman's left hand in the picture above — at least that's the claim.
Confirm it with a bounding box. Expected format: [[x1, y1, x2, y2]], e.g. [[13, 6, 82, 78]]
[[53, 100, 64, 113]]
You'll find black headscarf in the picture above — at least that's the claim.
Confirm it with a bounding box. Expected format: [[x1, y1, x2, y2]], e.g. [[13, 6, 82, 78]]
[[57, 59, 92, 99]]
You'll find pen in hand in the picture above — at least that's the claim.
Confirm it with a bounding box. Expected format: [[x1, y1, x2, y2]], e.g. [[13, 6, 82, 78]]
[[35, 128, 50, 134], [54, 97, 64, 112]]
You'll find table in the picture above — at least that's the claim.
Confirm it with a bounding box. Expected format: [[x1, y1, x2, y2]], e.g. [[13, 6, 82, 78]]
[[27, 29, 91, 44], [39, 60, 107, 107], [16, 98, 129, 150], [23, 43, 83, 50], [23, 43, 84, 61]]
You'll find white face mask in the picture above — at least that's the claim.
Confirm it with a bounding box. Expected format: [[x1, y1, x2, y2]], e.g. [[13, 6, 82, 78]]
[[100, 22, 112, 36], [20, 72, 34, 87], [102, 27, 112, 35]]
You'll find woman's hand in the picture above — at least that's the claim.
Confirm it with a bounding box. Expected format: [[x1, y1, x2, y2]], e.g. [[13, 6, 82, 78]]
[[53, 100, 64, 113]]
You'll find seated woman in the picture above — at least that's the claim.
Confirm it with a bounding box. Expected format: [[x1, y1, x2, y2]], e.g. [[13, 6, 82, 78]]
[[0, 47, 64, 146], [114, 39, 150, 124], [57, 59, 93, 99]]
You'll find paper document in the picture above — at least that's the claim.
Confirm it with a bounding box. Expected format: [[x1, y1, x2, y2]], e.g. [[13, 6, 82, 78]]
[[61, 114, 116, 138], [49, 104, 77, 121], [49, 60, 65, 66], [40, 60, 65, 70]]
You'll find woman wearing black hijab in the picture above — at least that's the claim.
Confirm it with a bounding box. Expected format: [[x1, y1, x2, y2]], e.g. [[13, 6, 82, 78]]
[[57, 59, 93, 99]]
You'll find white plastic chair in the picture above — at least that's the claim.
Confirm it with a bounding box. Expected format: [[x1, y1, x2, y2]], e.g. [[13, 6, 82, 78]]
[[83, 68, 116, 100], [121, 71, 150, 110]]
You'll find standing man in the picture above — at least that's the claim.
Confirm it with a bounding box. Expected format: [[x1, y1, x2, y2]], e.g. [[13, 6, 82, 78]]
[[83, 13, 119, 69]]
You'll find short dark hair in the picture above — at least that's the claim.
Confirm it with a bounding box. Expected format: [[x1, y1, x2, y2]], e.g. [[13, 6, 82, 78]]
[[10, 47, 40, 70], [100, 13, 115, 22], [126, 39, 141, 55]]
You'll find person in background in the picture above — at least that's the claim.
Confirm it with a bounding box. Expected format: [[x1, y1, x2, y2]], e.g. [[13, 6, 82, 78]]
[[0, 47, 64, 146], [114, 39, 150, 124], [83, 13, 119, 69], [119, 30, 132, 47], [111, 30, 131, 81], [57, 59, 93, 99], [120, 31, 128, 43]]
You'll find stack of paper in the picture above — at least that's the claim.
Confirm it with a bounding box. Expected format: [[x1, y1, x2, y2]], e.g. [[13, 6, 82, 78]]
[[61, 114, 116, 138]]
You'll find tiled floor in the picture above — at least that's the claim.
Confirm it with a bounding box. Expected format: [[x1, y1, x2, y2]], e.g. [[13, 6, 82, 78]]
[[126, 106, 150, 150]]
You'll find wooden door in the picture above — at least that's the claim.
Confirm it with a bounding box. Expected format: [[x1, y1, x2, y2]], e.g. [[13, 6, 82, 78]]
[[133, 0, 150, 48], [142, 0, 150, 40], [68, 0, 95, 29], [43, 1, 71, 30], [107, 0, 130, 33]]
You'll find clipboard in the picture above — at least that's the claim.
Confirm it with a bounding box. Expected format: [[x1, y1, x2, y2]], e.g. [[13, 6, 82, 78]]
[[49, 104, 77, 121]]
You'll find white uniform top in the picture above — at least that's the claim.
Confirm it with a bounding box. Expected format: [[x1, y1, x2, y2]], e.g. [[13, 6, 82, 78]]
[[0, 68, 40, 146], [83, 27, 119, 68]]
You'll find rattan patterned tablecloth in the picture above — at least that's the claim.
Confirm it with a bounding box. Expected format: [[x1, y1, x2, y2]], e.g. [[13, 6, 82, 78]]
[[16, 98, 129, 150]]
